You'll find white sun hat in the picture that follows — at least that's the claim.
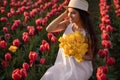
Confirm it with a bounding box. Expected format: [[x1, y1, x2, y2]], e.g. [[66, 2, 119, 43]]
[[64, 0, 89, 12]]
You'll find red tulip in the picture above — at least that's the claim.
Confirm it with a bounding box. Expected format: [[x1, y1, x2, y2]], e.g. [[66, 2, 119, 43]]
[[3, 1, 8, 6], [97, 66, 108, 74], [7, 12, 12, 18], [12, 68, 21, 80], [24, 11, 29, 17], [28, 28, 35, 36], [3, 27, 9, 33], [21, 6, 26, 12], [0, 17, 8, 23], [101, 40, 112, 48], [44, 43, 50, 51], [35, 18, 42, 26], [47, 33, 53, 40], [40, 45, 46, 52], [37, 26, 43, 32], [5, 33, 11, 40], [0, 40, 7, 49], [1, 9, 5, 14], [5, 52, 12, 61], [42, 40, 47, 45], [1, 60, 8, 67], [22, 34, 29, 43], [23, 32, 29, 36], [99, 23, 105, 31], [11, 22, 19, 31], [106, 57, 116, 66], [29, 11, 34, 18], [98, 49, 108, 58], [15, 20, 21, 25], [51, 36, 57, 43], [29, 51, 38, 61], [13, 39, 21, 47], [106, 25, 114, 32], [10, 8, 16, 15], [22, 62, 29, 71], [40, 57, 46, 64], [24, 16, 30, 22], [42, 18, 47, 25], [96, 72, 106, 80], [20, 68, 28, 78], [101, 32, 110, 40]]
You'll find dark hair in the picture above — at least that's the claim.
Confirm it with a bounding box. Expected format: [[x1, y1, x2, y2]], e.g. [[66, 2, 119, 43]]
[[74, 8, 98, 59]]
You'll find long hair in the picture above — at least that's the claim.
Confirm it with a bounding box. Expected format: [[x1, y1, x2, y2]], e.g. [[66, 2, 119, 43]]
[[74, 8, 98, 59]]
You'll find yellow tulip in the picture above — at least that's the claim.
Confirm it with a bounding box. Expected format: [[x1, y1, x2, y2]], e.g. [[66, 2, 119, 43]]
[[58, 31, 88, 62], [9, 45, 18, 53]]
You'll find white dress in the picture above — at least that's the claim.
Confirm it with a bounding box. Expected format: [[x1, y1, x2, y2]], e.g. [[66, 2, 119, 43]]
[[40, 24, 93, 80]]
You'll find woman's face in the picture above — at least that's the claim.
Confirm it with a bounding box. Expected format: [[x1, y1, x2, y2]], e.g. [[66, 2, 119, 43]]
[[67, 8, 81, 23]]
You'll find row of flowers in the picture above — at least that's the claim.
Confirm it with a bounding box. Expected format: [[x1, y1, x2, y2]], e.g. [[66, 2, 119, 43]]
[[113, 0, 120, 17], [96, 0, 116, 80]]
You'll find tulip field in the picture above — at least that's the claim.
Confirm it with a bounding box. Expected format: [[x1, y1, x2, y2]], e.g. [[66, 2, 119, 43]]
[[0, 0, 120, 80]]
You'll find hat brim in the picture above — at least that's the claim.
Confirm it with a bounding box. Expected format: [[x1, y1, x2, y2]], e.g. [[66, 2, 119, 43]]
[[63, 6, 90, 14]]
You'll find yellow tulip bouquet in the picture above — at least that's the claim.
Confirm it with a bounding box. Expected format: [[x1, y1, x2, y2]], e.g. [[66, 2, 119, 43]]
[[58, 31, 88, 62]]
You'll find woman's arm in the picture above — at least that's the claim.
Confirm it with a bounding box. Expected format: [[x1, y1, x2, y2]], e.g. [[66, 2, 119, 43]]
[[46, 11, 70, 32]]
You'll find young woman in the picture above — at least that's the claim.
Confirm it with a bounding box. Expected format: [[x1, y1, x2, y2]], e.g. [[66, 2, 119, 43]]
[[40, 0, 98, 80]]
